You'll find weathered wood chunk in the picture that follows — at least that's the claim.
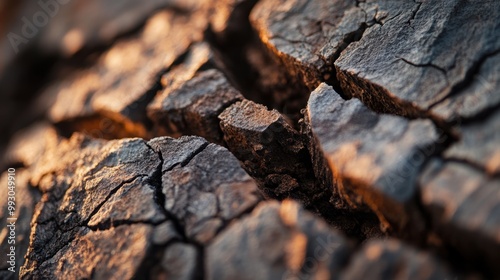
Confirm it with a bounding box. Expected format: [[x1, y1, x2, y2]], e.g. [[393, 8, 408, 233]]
[[420, 159, 500, 272], [20, 134, 163, 277], [0, 170, 40, 279], [149, 136, 262, 244], [148, 67, 243, 144], [444, 109, 500, 176], [206, 200, 351, 280], [219, 99, 327, 208], [335, 0, 500, 120], [341, 239, 453, 280], [250, 0, 386, 91], [305, 83, 440, 237], [219, 98, 382, 237]]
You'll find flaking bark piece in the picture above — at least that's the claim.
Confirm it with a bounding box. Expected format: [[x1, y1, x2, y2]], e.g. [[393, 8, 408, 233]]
[[148, 68, 243, 145], [206, 200, 351, 280], [420, 159, 500, 273], [149, 136, 262, 245], [305, 83, 440, 237], [335, 0, 500, 120], [341, 239, 454, 280]]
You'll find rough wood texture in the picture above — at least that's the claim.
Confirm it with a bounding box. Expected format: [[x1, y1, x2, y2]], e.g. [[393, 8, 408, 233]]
[[149, 136, 262, 244], [219, 99, 319, 203], [420, 159, 500, 273], [219, 98, 382, 238], [19, 134, 261, 278], [335, 0, 500, 121], [304, 83, 439, 237], [21, 135, 161, 278], [1, 0, 499, 279], [149, 67, 243, 145], [249, 0, 367, 91]]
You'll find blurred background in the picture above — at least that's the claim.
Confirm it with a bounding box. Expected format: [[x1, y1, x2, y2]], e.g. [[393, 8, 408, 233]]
[[0, 0, 219, 166]]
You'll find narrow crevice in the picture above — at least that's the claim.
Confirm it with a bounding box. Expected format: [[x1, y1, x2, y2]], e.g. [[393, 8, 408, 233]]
[[194, 244, 205, 280], [204, 0, 310, 123], [133, 240, 176, 280], [87, 219, 167, 232], [145, 143, 189, 241], [442, 157, 499, 178], [406, 0, 423, 27], [54, 113, 148, 140], [161, 141, 209, 175], [397, 57, 448, 81], [404, 134, 454, 244], [429, 50, 500, 112], [219, 99, 383, 241], [84, 175, 149, 226], [324, 22, 369, 99]]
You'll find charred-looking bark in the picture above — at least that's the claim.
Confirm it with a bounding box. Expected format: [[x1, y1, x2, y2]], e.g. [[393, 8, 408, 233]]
[[0, 0, 499, 279]]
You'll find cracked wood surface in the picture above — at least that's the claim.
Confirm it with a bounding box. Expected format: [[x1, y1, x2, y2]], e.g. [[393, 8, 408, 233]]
[[149, 68, 243, 145], [305, 83, 439, 238], [0, 0, 498, 279], [334, 0, 500, 120], [19, 134, 261, 278]]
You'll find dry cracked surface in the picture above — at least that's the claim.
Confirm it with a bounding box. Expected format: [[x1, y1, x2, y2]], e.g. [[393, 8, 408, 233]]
[[0, 0, 499, 279]]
